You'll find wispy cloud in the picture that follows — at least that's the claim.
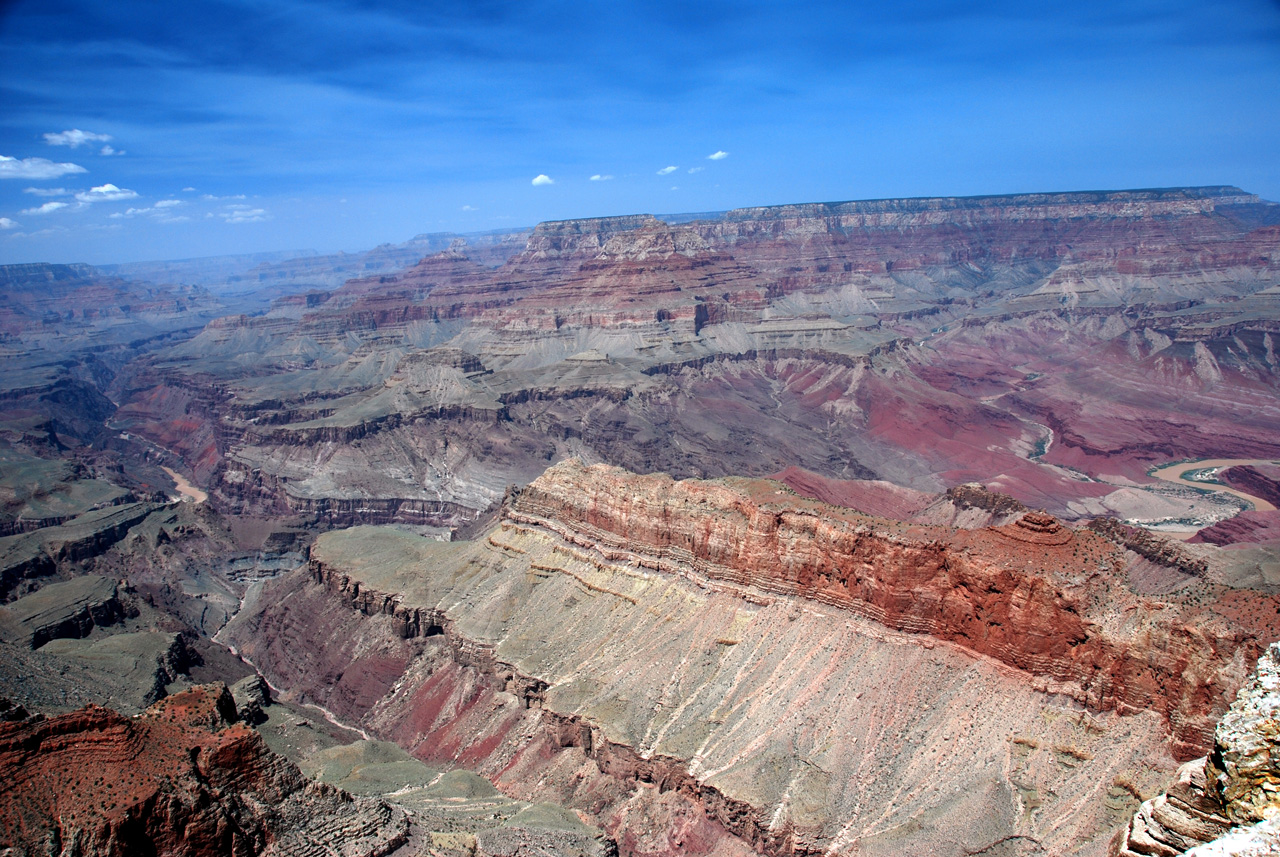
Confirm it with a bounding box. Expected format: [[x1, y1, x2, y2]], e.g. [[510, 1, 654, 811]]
[[110, 204, 188, 223], [707, 151, 729, 160], [100, 145, 125, 156], [9, 227, 62, 240], [23, 187, 70, 197], [0, 155, 87, 180], [531, 174, 554, 186], [219, 204, 268, 223], [461, 204, 477, 211], [75, 183, 138, 203], [590, 174, 614, 181], [687, 166, 704, 174], [656, 166, 678, 175], [0, 218, 18, 230], [44, 129, 112, 148], [20, 201, 70, 215]]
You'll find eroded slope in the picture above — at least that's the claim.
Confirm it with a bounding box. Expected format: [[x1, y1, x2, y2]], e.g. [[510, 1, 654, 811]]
[[222, 460, 1280, 856]]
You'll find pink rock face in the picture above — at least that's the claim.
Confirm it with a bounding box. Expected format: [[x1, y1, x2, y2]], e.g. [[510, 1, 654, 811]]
[[768, 466, 934, 519], [510, 460, 1276, 759], [1191, 510, 1280, 546], [1219, 465, 1280, 509]]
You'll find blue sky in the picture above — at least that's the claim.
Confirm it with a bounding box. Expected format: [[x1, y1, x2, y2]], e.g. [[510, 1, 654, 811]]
[[2, 0, 1279, 265]]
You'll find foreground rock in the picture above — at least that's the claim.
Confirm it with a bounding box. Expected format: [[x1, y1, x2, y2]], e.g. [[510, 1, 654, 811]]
[[0, 684, 409, 857], [1113, 641, 1280, 856], [220, 459, 1280, 856]]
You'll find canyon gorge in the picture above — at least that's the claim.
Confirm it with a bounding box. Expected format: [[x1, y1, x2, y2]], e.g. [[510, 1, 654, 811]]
[[2, 186, 1280, 855]]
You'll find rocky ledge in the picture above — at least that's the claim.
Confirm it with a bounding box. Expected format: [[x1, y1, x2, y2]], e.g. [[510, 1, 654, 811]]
[[1113, 641, 1280, 856], [221, 458, 1280, 856], [0, 684, 409, 857], [509, 460, 1263, 757]]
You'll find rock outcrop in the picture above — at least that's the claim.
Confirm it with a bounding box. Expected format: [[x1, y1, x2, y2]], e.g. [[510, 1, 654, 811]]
[[0, 574, 129, 648], [0, 684, 409, 857], [221, 459, 1280, 856], [1113, 641, 1280, 856], [509, 460, 1261, 757]]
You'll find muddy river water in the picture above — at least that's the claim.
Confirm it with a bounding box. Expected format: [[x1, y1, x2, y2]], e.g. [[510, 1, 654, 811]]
[[1149, 458, 1279, 512]]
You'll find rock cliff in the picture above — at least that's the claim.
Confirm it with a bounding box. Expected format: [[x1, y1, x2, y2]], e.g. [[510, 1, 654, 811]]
[[1113, 641, 1280, 856], [221, 459, 1280, 856], [0, 684, 409, 857], [117, 188, 1280, 533], [509, 460, 1260, 757]]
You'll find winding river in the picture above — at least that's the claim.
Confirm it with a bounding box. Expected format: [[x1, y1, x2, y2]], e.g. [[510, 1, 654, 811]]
[[1149, 458, 1279, 512]]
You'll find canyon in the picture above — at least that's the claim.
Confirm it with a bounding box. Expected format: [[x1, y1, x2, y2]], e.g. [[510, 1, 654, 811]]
[[1, 186, 1279, 855]]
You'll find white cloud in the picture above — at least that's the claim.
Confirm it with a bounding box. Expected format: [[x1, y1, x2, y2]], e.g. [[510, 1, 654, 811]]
[[23, 187, 70, 197], [531, 174, 554, 186], [75, 183, 138, 203], [100, 145, 125, 156], [688, 167, 704, 174], [44, 129, 112, 148], [590, 174, 614, 181], [708, 150, 729, 160], [219, 205, 268, 223], [657, 166, 678, 175], [0, 218, 18, 230], [111, 202, 188, 224], [201, 193, 245, 200], [182, 187, 196, 192], [0, 155, 87, 180], [461, 205, 477, 211], [20, 201, 69, 215]]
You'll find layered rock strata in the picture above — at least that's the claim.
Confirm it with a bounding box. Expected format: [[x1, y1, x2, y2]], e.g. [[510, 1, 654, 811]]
[[508, 460, 1260, 757], [118, 187, 1280, 529], [218, 459, 1280, 856], [0, 684, 409, 857]]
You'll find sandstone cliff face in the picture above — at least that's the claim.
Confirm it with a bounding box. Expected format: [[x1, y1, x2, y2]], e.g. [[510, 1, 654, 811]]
[[509, 460, 1260, 757], [0, 684, 409, 857], [216, 459, 1280, 856]]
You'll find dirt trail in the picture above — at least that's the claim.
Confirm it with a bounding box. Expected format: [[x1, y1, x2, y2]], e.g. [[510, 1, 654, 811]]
[[1150, 459, 1279, 512]]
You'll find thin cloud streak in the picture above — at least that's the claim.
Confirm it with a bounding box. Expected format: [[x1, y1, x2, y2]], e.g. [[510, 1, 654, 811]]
[[0, 156, 87, 180], [43, 129, 112, 148]]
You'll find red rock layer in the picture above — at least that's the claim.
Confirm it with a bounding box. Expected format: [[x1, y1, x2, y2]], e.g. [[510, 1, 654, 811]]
[[510, 460, 1272, 758], [1191, 511, 1280, 546], [1219, 465, 1280, 509], [294, 187, 1278, 337], [0, 685, 407, 857]]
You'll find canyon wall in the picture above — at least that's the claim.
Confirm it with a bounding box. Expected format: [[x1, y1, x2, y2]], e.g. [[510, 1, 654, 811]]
[[509, 460, 1262, 757], [220, 459, 1280, 856]]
